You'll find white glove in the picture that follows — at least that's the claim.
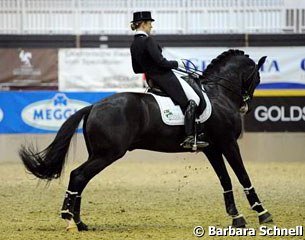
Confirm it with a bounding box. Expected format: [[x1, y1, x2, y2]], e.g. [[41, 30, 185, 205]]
[[177, 59, 185, 69]]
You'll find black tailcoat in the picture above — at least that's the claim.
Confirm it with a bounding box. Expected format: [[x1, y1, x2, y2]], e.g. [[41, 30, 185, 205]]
[[130, 34, 188, 110]]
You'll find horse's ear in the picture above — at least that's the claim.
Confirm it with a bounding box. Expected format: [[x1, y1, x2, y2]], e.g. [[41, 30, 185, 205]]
[[257, 56, 267, 69]]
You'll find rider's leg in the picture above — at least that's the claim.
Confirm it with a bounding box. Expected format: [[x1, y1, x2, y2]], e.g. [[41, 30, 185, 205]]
[[153, 72, 189, 111], [176, 76, 200, 106], [183, 77, 207, 113], [152, 72, 208, 148], [184, 99, 196, 143], [180, 100, 209, 149], [177, 76, 209, 148]]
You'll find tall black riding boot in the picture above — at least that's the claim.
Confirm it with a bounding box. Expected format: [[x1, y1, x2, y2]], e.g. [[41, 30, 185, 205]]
[[180, 100, 209, 149]]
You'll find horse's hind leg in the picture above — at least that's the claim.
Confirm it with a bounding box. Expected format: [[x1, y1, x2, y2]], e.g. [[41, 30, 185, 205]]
[[62, 114, 93, 231], [204, 146, 247, 228], [61, 151, 126, 231], [222, 141, 273, 225]]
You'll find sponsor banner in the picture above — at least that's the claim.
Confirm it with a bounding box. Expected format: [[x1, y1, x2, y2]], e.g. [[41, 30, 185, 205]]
[[1, 92, 303, 133], [244, 97, 305, 132], [58, 47, 305, 92], [58, 48, 143, 91], [0, 48, 58, 87], [0, 107, 3, 122], [163, 47, 305, 90], [254, 89, 305, 97], [0, 91, 115, 133]]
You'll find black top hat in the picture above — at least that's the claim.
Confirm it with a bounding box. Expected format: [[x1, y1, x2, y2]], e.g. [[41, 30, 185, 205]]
[[131, 11, 154, 23]]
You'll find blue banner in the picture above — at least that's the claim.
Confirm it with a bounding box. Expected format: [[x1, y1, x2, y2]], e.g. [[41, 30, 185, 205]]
[[0, 91, 115, 133]]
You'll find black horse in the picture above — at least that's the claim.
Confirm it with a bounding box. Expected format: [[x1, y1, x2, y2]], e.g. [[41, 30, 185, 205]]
[[19, 49, 272, 231]]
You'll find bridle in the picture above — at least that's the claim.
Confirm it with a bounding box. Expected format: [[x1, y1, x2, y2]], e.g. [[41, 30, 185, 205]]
[[241, 64, 259, 103], [179, 63, 259, 105]]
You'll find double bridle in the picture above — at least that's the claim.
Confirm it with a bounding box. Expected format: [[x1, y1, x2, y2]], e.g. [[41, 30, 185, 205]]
[[241, 64, 259, 102], [182, 64, 259, 105]]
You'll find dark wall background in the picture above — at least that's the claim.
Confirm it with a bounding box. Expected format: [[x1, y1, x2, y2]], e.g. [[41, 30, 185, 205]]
[[0, 34, 304, 48]]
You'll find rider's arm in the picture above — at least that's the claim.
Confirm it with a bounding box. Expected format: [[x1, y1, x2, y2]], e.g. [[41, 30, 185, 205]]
[[146, 37, 178, 70]]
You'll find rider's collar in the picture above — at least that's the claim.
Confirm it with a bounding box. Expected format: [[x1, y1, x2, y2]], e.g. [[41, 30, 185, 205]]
[[135, 30, 148, 36]]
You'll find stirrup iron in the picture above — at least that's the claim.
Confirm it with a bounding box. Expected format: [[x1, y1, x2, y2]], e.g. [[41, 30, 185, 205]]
[[192, 124, 198, 151]]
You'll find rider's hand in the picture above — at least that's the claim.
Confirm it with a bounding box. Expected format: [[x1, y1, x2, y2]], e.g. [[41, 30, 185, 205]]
[[177, 59, 185, 69]]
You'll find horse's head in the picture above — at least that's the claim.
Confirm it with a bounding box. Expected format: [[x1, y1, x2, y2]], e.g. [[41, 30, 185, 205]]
[[200, 50, 266, 113], [241, 55, 266, 102]]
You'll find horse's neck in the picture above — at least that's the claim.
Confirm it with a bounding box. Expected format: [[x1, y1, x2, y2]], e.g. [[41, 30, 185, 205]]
[[202, 73, 242, 109]]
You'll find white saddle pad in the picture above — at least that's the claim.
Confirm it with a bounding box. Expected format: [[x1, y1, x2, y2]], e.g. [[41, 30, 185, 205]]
[[148, 91, 212, 126]]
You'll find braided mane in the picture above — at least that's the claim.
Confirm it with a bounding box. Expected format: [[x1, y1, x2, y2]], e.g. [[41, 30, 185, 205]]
[[201, 49, 249, 78]]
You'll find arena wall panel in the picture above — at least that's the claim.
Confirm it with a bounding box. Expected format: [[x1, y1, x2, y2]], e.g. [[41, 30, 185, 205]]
[[0, 34, 304, 48], [1, 133, 304, 163]]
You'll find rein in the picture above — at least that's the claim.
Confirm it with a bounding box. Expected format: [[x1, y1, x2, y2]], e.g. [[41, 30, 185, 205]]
[[202, 75, 243, 99], [177, 67, 244, 99], [178, 63, 258, 103]]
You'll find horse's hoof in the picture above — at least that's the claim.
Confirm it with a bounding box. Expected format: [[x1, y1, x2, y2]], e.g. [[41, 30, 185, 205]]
[[76, 221, 89, 231], [65, 219, 78, 231], [232, 214, 247, 228], [259, 210, 273, 224]]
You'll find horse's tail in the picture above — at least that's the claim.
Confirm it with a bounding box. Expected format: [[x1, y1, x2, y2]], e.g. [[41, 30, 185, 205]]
[[19, 105, 93, 181]]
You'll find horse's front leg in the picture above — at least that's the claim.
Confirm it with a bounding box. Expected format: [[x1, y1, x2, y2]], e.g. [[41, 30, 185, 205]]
[[222, 141, 273, 225], [244, 186, 273, 224], [204, 147, 247, 227]]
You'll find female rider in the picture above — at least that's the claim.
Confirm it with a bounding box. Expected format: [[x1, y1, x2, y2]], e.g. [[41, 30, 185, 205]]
[[129, 11, 208, 149]]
